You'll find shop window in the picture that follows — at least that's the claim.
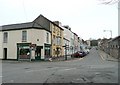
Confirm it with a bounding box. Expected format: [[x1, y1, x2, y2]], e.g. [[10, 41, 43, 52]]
[[45, 47, 50, 57], [19, 48, 30, 59], [20, 49, 30, 55]]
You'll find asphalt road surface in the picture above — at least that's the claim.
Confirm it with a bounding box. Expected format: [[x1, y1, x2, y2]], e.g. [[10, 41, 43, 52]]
[[1, 47, 119, 84]]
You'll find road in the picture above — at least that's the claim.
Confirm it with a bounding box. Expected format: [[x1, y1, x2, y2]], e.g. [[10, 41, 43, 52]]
[[2, 47, 119, 84]]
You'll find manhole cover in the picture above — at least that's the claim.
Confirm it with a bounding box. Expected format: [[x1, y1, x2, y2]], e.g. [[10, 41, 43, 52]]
[[24, 67, 30, 69], [47, 67, 53, 68]]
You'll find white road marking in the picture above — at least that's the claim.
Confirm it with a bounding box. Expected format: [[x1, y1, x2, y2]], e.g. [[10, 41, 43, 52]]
[[26, 69, 48, 72], [60, 68, 76, 71], [90, 65, 116, 68], [26, 67, 59, 73], [65, 58, 83, 62], [10, 80, 14, 83], [79, 58, 83, 60], [0, 76, 2, 78]]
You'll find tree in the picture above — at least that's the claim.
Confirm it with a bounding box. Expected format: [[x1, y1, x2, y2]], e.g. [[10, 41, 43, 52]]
[[98, 0, 120, 4]]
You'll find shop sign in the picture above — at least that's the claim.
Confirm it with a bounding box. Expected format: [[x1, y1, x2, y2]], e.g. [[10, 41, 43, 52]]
[[30, 44, 36, 50]]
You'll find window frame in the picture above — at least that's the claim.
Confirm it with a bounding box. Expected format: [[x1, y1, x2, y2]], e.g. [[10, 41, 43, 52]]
[[22, 30, 27, 42], [46, 32, 49, 43], [3, 32, 8, 43]]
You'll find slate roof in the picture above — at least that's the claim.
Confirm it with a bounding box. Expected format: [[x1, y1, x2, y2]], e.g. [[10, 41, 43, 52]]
[[1, 14, 63, 31], [1, 21, 45, 31], [38, 15, 64, 30], [108, 35, 120, 42]]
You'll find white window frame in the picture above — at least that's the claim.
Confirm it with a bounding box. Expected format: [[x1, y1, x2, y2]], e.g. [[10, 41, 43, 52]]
[[22, 30, 27, 42], [46, 32, 49, 43], [3, 32, 8, 43]]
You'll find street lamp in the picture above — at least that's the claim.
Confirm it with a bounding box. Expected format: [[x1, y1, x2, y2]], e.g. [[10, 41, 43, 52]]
[[103, 30, 112, 38]]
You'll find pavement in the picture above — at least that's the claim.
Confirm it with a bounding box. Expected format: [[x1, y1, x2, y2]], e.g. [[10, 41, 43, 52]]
[[45, 55, 74, 62], [1, 55, 74, 63], [98, 49, 119, 62], [1, 49, 119, 63]]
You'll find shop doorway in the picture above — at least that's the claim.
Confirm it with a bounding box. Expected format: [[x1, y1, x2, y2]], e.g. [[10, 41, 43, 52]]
[[35, 46, 42, 60]]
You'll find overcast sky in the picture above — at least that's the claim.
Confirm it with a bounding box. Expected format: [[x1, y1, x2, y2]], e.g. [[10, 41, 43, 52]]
[[0, 0, 118, 40]]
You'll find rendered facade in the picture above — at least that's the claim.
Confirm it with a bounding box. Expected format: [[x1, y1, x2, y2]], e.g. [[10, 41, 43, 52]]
[[1, 15, 52, 60], [0, 14, 83, 60], [51, 21, 64, 57]]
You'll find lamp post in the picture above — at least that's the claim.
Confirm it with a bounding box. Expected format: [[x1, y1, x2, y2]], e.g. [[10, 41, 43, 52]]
[[103, 30, 112, 38]]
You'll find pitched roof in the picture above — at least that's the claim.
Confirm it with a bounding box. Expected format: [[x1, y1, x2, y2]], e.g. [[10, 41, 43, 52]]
[[1, 14, 63, 31], [34, 15, 64, 30], [0, 15, 63, 31], [1, 21, 43, 31]]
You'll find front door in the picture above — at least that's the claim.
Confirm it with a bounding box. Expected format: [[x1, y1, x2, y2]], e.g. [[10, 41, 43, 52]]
[[35, 46, 41, 60], [4, 48, 7, 60]]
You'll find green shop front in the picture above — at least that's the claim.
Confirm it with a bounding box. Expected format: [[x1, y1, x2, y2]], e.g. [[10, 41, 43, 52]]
[[44, 43, 51, 59], [17, 43, 44, 61]]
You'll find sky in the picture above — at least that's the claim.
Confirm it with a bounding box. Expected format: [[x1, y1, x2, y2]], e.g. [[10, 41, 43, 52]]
[[0, 0, 118, 40]]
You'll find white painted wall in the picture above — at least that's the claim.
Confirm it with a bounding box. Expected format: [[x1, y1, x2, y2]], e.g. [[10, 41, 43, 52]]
[[63, 27, 74, 55], [2, 29, 51, 59], [3, 30, 25, 59], [0, 31, 3, 59], [30, 29, 51, 59], [70, 32, 75, 54]]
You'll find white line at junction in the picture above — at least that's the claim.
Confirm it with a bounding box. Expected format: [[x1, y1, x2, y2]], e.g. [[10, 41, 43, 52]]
[[60, 68, 76, 71], [25, 67, 59, 73]]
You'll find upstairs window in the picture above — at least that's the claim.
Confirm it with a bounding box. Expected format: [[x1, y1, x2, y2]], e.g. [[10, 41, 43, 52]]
[[57, 37, 61, 45], [53, 35, 56, 45], [46, 32, 49, 43], [22, 31, 27, 42], [3, 32, 8, 43], [53, 25, 55, 33]]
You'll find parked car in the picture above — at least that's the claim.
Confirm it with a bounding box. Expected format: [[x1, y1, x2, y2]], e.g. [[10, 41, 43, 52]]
[[80, 45, 90, 54], [79, 51, 87, 57], [71, 51, 86, 58], [83, 48, 90, 54]]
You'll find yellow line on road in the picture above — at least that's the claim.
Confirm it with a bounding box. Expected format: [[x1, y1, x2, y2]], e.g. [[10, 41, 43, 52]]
[[100, 54, 105, 61]]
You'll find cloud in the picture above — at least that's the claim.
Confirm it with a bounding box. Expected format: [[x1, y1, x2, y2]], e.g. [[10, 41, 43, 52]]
[[0, 0, 118, 39]]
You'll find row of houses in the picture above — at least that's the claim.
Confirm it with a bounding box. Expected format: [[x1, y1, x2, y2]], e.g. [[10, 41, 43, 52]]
[[98, 36, 120, 59], [0, 14, 83, 61]]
